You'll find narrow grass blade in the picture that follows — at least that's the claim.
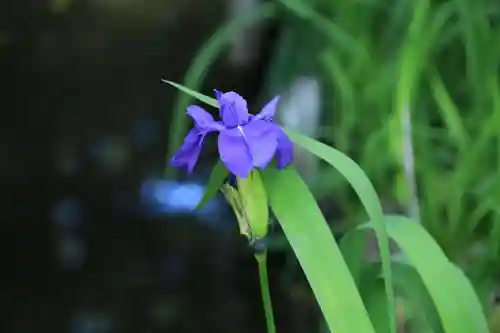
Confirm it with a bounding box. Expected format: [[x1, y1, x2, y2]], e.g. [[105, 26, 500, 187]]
[[277, 0, 368, 58], [196, 161, 229, 209], [390, 0, 431, 219], [162, 80, 218, 108], [428, 68, 470, 153]]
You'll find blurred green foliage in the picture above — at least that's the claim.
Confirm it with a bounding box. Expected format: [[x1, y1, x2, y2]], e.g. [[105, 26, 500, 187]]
[[167, 0, 500, 329]]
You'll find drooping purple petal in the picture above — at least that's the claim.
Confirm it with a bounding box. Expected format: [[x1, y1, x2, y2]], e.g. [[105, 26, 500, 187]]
[[217, 128, 253, 178], [214, 90, 249, 128], [276, 129, 293, 168], [254, 96, 280, 122], [242, 119, 279, 169], [170, 128, 205, 172], [187, 106, 225, 132]]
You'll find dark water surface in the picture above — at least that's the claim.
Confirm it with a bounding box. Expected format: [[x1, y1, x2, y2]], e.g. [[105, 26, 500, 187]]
[[3, 1, 321, 332]]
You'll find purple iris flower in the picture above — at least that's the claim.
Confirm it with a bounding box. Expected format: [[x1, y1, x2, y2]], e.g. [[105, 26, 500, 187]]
[[170, 90, 293, 178]]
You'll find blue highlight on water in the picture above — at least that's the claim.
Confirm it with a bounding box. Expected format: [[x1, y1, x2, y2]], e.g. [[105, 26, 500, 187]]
[[139, 178, 233, 230], [51, 175, 234, 272]]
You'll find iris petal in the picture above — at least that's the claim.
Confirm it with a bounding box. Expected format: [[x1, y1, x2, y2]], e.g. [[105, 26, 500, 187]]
[[187, 105, 225, 132], [217, 128, 253, 178], [276, 129, 293, 168], [214, 89, 223, 102], [255, 96, 280, 122], [242, 119, 279, 169], [215, 91, 249, 127], [172, 91, 293, 176], [170, 128, 205, 172]]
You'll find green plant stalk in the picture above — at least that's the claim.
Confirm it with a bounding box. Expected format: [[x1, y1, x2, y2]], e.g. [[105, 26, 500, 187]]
[[391, 0, 431, 221], [256, 251, 276, 333]]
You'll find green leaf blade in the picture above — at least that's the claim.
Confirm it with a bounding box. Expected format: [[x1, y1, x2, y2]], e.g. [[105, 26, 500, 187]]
[[162, 80, 219, 108], [262, 167, 376, 333], [196, 161, 229, 209], [351, 215, 489, 333], [285, 129, 397, 333]]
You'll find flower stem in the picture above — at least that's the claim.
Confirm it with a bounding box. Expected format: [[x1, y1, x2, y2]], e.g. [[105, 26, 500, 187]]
[[255, 251, 276, 333]]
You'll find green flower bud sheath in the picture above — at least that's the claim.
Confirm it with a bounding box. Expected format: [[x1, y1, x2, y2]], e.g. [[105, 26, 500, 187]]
[[236, 169, 269, 240], [221, 169, 276, 333]]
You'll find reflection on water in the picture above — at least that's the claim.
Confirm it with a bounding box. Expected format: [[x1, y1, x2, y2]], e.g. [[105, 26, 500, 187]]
[[141, 179, 206, 213], [139, 177, 233, 230], [70, 311, 112, 333]]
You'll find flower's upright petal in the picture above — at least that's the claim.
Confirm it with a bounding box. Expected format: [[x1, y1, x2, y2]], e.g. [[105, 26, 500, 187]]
[[254, 96, 280, 122], [187, 105, 225, 132], [170, 128, 205, 172], [214, 89, 223, 101], [276, 129, 293, 168], [218, 128, 253, 178], [215, 91, 249, 127], [242, 119, 279, 169]]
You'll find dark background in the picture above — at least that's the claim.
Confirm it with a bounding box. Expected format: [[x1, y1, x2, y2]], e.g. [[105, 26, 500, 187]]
[[2, 1, 321, 332]]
